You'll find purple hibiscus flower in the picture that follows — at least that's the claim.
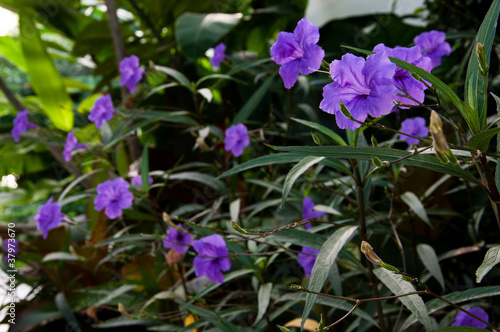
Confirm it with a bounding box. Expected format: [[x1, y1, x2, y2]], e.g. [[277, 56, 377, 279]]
[[34, 197, 65, 239], [88, 94, 115, 129], [163, 224, 194, 254], [303, 196, 326, 230], [452, 307, 489, 328], [224, 123, 250, 157], [373, 44, 432, 107], [94, 177, 134, 219], [193, 234, 231, 284], [298, 246, 319, 277], [270, 18, 325, 89], [210, 43, 227, 68], [399, 117, 429, 146], [119, 55, 144, 93], [131, 175, 153, 188], [63, 131, 86, 162], [11, 109, 36, 142], [319, 52, 397, 129], [414, 30, 451, 70]]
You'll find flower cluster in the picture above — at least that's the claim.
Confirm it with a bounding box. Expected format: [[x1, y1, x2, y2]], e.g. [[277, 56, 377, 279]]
[[120, 55, 144, 93], [94, 177, 134, 219], [34, 197, 65, 239], [11, 109, 36, 142], [224, 123, 250, 157]]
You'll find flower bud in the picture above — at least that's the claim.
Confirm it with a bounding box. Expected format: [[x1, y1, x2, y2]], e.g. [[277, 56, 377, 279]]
[[338, 101, 354, 120], [360, 241, 382, 265], [476, 42, 488, 76], [429, 111, 449, 154]]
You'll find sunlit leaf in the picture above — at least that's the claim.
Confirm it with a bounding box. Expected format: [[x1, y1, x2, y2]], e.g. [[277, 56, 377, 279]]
[[476, 246, 500, 283]]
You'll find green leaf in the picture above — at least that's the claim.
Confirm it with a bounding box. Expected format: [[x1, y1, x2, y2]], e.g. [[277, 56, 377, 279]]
[[282, 156, 324, 207], [402, 286, 500, 329], [270, 145, 478, 184], [141, 142, 150, 191], [468, 127, 500, 151], [232, 72, 276, 125], [401, 192, 431, 227], [19, 9, 73, 131], [175, 12, 242, 58], [55, 293, 82, 332], [476, 246, 500, 283], [433, 328, 488, 332], [291, 117, 347, 146], [277, 326, 291, 332], [373, 268, 433, 331], [42, 252, 84, 262], [154, 65, 191, 89], [218, 153, 304, 178], [389, 57, 479, 134], [94, 285, 137, 307], [168, 171, 225, 192], [0, 36, 27, 71], [417, 244, 445, 290], [254, 283, 273, 326], [465, 0, 500, 130], [302, 226, 358, 329]]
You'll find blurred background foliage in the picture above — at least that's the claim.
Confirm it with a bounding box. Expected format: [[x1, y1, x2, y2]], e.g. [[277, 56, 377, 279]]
[[0, 0, 499, 331]]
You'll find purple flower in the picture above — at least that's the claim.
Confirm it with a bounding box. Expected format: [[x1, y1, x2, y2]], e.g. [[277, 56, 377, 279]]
[[193, 234, 231, 284], [373, 44, 432, 107], [88, 94, 115, 129], [319, 52, 397, 129], [119, 55, 144, 93], [298, 246, 319, 277], [63, 131, 86, 162], [94, 177, 134, 219], [452, 307, 488, 328], [131, 175, 153, 188], [303, 196, 326, 230], [224, 123, 250, 157], [270, 18, 325, 89], [399, 117, 429, 146], [210, 43, 227, 68], [11, 109, 36, 142], [163, 224, 194, 254], [414, 30, 451, 70], [34, 197, 65, 239]]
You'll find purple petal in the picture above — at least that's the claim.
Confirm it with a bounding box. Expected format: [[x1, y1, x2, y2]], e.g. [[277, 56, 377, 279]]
[[279, 60, 301, 89], [452, 307, 488, 328], [294, 18, 320, 47]]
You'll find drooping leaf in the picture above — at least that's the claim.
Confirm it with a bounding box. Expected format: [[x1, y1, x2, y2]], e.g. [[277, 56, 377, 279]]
[[464, 0, 500, 130], [175, 12, 242, 58], [282, 156, 324, 207], [401, 192, 431, 227], [253, 283, 273, 326], [19, 9, 73, 131], [475, 246, 500, 283], [302, 226, 358, 329], [374, 268, 433, 331], [154, 65, 192, 89], [417, 244, 445, 290], [291, 117, 347, 146]]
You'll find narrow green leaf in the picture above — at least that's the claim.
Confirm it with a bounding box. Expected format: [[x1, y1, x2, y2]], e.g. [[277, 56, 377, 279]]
[[154, 65, 191, 89], [42, 252, 84, 262], [282, 156, 324, 207], [254, 283, 273, 326], [168, 172, 225, 192], [232, 73, 276, 125], [19, 10, 73, 131], [373, 268, 433, 331], [401, 192, 431, 227], [468, 128, 500, 151], [389, 57, 479, 134], [291, 117, 347, 146], [94, 285, 137, 307], [175, 12, 242, 58], [270, 145, 478, 184], [417, 244, 445, 290], [141, 142, 150, 191], [402, 286, 500, 329], [55, 293, 82, 332], [465, 0, 500, 130], [476, 246, 500, 283], [277, 326, 291, 332], [302, 226, 358, 329], [218, 153, 304, 178]]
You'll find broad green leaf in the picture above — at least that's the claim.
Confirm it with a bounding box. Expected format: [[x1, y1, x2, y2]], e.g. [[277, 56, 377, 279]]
[[433, 328, 488, 332], [465, 0, 500, 130], [267, 229, 327, 249], [468, 128, 500, 151], [55, 293, 82, 332], [291, 117, 347, 146], [374, 268, 433, 331], [417, 244, 445, 290], [175, 12, 242, 58], [302, 226, 358, 329], [20, 10, 73, 131], [401, 192, 431, 227], [282, 156, 324, 207], [253, 283, 273, 326], [154, 65, 191, 89], [475, 246, 500, 283], [42, 252, 84, 262], [218, 153, 304, 178], [270, 145, 478, 184], [0, 36, 27, 71], [232, 72, 276, 125], [389, 57, 479, 134], [402, 286, 500, 329]]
